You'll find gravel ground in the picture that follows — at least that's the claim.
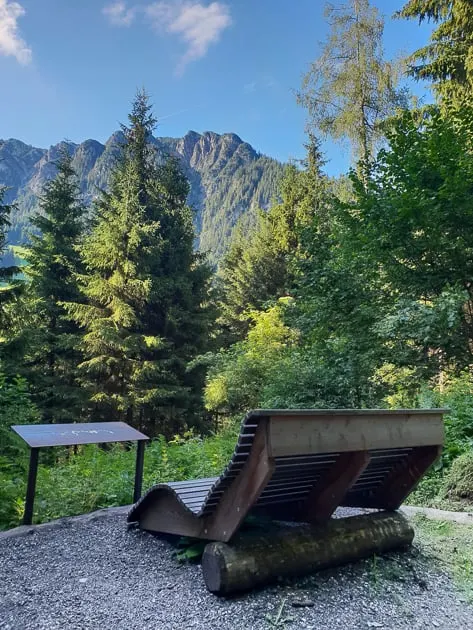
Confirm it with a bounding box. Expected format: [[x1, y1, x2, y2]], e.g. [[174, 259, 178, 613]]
[[1, 511, 472, 630]]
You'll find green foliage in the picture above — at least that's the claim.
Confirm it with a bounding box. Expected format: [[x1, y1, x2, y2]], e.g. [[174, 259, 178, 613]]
[[0, 186, 21, 330], [205, 301, 298, 413], [298, 0, 409, 169], [0, 368, 39, 529], [260, 344, 381, 410], [399, 0, 473, 107], [0, 368, 39, 462], [348, 107, 473, 371], [174, 538, 207, 563], [20, 149, 88, 422], [442, 450, 473, 501], [64, 91, 214, 436], [217, 207, 290, 343], [218, 139, 329, 344], [426, 372, 473, 463], [404, 471, 444, 507]]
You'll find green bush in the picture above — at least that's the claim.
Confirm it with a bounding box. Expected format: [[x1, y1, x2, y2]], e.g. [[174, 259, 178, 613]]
[[205, 302, 298, 414], [404, 471, 444, 507], [0, 370, 39, 464], [418, 372, 473, 466], [442, 451, 473, 502], [0, 370, 40, 528]]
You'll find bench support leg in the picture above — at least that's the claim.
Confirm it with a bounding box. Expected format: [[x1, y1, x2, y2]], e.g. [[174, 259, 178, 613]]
[[375, 445, 442, 510], [305, 451, 371, 523]]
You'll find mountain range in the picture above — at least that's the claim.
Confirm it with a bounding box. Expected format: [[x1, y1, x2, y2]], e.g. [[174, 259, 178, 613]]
[[0, 131, 284, 262]]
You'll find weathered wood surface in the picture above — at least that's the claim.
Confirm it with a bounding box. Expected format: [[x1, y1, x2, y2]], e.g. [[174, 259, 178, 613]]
[[204, 419, 274, 542], [305, 451, 371, 522], [128, 409, 446, 542], [367, 445, 443, 510], [201, 512, 414, 595], [268, 412, 445, 457]]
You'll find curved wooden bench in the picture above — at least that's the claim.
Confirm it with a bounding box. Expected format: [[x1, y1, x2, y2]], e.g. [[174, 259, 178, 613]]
[[127, 409, 446, 542]]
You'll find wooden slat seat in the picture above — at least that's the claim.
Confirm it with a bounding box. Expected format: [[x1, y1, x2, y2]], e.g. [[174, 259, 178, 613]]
[[127, 409, 447, 542]]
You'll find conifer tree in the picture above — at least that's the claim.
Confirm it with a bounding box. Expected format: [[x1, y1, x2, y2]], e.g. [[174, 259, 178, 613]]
[[218, 135, 329, 343], [65, 91, 213, 436], [298, 0, 408, 176], [0, 187, 19, 329], [23, 150, 87, 422], [399, 0, 473, 107]]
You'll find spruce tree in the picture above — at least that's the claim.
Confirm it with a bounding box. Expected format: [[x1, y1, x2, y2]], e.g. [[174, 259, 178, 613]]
[[65, 91, 213, 436], [23, 149, 87, 423], [399, 0, 473, 107], [218, 135, 328, 343]]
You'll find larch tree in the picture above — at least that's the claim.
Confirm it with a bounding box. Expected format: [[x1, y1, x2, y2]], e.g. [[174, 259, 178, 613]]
[[298, 0, 409, 179], [65, 91, 214, 436], [399, 0, 473, 107]]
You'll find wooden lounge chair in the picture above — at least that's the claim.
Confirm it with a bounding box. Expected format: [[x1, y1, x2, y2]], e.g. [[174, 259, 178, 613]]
[[127, 409, 446, 543]]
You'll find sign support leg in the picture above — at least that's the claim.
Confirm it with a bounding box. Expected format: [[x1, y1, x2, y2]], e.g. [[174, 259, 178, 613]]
[[24, 447, 39, 525], [133, 441, 145, 503]]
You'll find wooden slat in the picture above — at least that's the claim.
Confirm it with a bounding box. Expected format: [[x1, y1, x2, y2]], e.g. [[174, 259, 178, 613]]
[[203, 418, 274, 542], [268, 413, 444, 457], [369, 445, 442, 510], [305, 451, 371, 523]]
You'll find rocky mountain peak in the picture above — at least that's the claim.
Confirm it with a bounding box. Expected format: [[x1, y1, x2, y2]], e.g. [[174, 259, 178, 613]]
[[1, 131, 284, 262]]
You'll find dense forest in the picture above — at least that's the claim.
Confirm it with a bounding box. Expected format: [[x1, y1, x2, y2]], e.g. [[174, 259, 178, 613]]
[[2, 0, 473, 529]]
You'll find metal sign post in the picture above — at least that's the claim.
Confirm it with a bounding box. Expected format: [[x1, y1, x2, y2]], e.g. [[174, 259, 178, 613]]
[[12, 422, 149, 525]]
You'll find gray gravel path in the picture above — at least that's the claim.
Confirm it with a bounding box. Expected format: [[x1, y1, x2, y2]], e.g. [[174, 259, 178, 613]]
[[1, 512, 472, 630]]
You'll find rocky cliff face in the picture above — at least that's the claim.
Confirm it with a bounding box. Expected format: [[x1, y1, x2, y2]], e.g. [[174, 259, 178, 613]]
[[0, 131, 284, 261]]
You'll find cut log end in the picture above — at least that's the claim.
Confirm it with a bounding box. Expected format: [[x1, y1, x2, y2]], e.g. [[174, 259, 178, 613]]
[[202, 511, 414, 596]]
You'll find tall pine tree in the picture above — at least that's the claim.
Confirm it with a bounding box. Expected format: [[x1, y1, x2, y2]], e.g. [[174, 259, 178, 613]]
[[23, 149, 87, 423], [65, 91, 213, 436]]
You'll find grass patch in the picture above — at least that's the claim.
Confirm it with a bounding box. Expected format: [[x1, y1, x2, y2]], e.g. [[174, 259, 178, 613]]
[[413, 514, 473, 601]]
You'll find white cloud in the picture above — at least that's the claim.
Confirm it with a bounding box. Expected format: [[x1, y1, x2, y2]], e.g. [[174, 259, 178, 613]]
[[102, 1, 137, 27], [145, 2, 231, 73], [0, 0, 31, 64]]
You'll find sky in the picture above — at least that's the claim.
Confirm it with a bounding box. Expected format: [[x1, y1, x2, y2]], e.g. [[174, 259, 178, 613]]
[[0, 0, 435, 175]]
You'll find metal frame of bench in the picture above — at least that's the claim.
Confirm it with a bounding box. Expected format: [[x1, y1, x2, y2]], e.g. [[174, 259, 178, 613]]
[[127, 409, 446, 542]]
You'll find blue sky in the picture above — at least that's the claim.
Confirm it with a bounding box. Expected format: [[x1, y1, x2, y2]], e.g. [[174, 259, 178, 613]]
[[0, 0, 434, 175]]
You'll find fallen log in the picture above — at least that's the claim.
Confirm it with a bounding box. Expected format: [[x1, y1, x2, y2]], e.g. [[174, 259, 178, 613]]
[[201, 511, 414, 595]]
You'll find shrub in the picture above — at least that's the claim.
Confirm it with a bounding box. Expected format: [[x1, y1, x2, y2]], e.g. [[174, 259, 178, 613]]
[[442, 451, 473, 502], [419, 371, 473, 466]]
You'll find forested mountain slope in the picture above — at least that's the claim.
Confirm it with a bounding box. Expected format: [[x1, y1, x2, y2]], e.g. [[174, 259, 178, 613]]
[[0, 131, 284, 261]]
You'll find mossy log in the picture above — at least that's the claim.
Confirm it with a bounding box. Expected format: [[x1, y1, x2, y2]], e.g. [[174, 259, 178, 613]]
[[202, 511, 414, 595]]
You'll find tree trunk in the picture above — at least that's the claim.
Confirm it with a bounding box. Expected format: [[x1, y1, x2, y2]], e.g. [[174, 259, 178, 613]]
[[202, 511, 414, 595]]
